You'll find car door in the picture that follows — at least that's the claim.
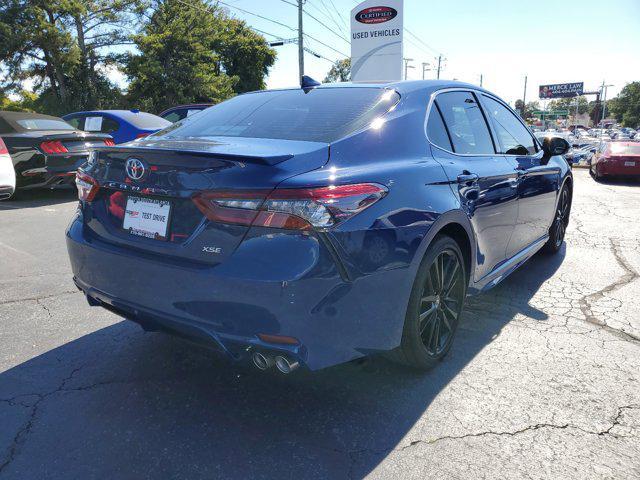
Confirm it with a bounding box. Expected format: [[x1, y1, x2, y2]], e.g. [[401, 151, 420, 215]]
[[427, 90, 519, 281], [480, 94, 560, 257]]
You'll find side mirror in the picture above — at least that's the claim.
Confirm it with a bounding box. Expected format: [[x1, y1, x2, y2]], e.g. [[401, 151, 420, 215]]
[[542, 136, 570, 157]]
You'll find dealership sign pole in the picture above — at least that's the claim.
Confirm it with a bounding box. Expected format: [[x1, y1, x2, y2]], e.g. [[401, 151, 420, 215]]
[[350, 0, 404, 83]]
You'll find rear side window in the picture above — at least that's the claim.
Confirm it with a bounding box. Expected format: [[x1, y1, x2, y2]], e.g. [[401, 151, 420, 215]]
[[482, 95, 536, 155], [426, 106, 452, 151], [102, 117, 120, 134], [435, 91, 494, 155], [159, 88, 400, 143]]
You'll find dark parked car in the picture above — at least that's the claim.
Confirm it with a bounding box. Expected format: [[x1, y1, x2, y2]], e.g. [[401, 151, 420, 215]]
[[591, 141, 640, 179], [62, 110, 171, 144], [66, 81, 572, 373], [159, 104, 212, 123], [0, 111, 114, 197]]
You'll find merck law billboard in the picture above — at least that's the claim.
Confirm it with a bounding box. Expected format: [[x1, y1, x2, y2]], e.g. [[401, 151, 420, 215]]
[[539, 82, 584, 99], [350, 0, 404, 83]]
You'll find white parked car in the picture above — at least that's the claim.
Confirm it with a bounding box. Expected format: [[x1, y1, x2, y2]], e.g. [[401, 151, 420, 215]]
[[0, 137, 15, 200]]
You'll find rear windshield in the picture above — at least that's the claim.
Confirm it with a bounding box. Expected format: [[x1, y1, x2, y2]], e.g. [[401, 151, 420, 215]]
[[127, 112, 172, 130], [15, 118, 74, 131], [610, 143, 640, 155], [157, 88, 400, 143]]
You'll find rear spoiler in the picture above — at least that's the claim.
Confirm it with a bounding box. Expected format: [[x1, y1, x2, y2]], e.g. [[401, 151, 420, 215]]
[[95, 145, 294, 166], [41, 131, 112, 141]]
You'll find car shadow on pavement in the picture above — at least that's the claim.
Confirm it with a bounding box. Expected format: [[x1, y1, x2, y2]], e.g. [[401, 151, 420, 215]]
[[0, 188, 77, 210], [0, 248, 565, 479]]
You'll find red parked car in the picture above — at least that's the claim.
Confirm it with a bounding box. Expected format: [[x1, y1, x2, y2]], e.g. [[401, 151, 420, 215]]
[[591, 141, 640, 180]]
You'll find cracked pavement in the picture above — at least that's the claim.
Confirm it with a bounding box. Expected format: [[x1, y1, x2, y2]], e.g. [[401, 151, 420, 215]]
[[0, 170, 639, 479]]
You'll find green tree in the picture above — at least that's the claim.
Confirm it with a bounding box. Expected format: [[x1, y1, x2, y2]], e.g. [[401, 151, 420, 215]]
[[125, 0, 276, 112], [548, 96, 589, 115], [323, 58, 350, 83], [0, 0, 144, 115], [513, 99, 540, 121], [608, 82, 640, 127]]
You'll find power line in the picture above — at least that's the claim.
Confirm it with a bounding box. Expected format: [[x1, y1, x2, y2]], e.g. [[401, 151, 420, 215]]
[[314, 0, 348, 35], [303, 32, 348, 58], [404, 27, 440, 55], [324, 0, 348, 30], [302, 8, 350, 44], [306, 0, 347, 37], [216, 0, 297, 33]]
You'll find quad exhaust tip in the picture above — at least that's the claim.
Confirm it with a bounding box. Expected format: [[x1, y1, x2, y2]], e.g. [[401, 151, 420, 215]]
[[252, 351, 274, 370], [275, 355, 299, 374], [252, 351, 299, 373]]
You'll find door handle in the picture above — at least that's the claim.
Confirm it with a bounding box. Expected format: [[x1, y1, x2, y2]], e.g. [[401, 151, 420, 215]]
[[457, 172, 479, 184]]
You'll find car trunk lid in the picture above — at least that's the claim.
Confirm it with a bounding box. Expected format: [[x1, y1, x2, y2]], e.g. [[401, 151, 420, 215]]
[[83, 136, 329, 265]]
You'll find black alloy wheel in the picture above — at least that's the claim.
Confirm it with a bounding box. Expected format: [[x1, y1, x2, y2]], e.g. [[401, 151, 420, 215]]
[[392, 235, 467, 370], [418, 249, 464, 356], [543, 185, 571, 254]]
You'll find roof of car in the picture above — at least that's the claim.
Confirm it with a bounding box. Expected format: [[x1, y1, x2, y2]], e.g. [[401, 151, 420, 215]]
[[249, 79, 491, 96], [62, 110, 171, 129]]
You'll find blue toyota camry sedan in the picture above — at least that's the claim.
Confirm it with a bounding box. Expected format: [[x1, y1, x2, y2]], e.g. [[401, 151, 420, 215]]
[[66, 80, 572, 373]]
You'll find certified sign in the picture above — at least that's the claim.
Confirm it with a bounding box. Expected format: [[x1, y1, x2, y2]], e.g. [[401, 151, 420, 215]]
[[350, 0, 404, 83]]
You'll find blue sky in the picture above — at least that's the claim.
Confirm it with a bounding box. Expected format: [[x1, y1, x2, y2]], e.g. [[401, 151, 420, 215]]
[[220, 0, 640, 105]]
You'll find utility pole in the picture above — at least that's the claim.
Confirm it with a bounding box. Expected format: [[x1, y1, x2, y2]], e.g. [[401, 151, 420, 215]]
[[600, 81, 613, 126], [422, 62, 430, 80], [436, 55, 443, 79], [523, 75, 527, 107], [479, 74, 483, 87], [297, 0, 304, 85], [403, 58, 414, 80]]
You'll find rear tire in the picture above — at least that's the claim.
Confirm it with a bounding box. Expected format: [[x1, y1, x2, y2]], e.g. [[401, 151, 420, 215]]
[[391, 235, 467, 370], [542, 184, 570, 254]]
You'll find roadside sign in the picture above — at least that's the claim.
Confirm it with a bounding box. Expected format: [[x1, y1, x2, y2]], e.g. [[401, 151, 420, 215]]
[[539, 82, 584, 99], [350, 0, 404, 83]]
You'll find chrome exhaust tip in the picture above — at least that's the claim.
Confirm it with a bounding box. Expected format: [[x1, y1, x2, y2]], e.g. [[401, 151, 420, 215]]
[[275, 355, 299, 374], [252, 351, 274, 370]]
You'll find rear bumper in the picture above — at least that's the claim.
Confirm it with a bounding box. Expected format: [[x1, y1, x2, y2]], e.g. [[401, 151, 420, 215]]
[[18, 155, 87, 189], [598, 162, 640, 176], [66, 212, 414, 370]]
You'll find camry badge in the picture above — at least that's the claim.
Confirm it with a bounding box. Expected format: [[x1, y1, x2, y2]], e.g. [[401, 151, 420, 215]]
[[125, 158, 145, 181]]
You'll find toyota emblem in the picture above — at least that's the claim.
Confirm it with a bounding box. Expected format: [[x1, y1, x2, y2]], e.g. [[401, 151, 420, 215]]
[[125, 158, 145, 181]]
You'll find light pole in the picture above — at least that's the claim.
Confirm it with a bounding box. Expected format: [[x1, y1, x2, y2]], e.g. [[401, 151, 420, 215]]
[[403, 58, 414, 80], [600, 82, 614, 126], [422, 62, 430, 80]]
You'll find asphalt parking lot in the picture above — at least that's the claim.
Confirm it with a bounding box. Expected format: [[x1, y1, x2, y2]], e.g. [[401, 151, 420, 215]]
[[0, 168, 639, 479]]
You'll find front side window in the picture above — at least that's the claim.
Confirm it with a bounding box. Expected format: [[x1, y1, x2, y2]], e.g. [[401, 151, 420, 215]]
[[435, 91, 494, 155], [482, 95, 536, 155]]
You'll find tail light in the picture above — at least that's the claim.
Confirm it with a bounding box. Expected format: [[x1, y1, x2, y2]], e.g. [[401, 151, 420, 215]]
[[0, 137, 7, 155], [192, 183, 387, 230], [76, 171, 99, 202], [40, 140, 68, 154], [103, 139, 115, 146]]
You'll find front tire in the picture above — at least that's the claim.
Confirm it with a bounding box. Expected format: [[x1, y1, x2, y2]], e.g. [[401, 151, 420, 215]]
[[392, 235, 467, 370]]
